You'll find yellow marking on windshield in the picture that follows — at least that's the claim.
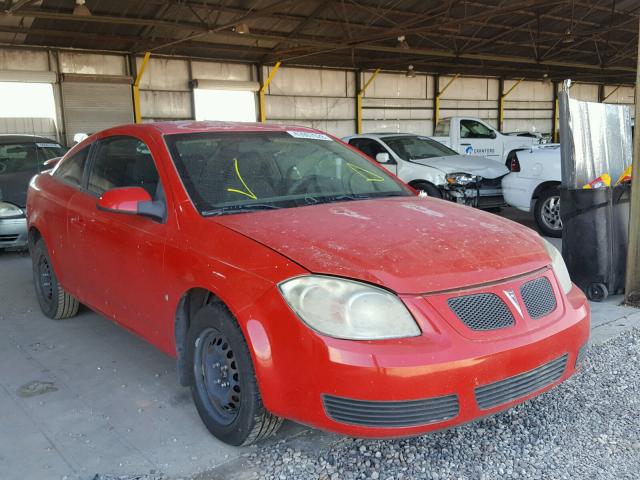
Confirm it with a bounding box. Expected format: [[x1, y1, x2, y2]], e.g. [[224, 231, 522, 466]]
[[227, 158, 258, 199], [347, 163, 385, 182]]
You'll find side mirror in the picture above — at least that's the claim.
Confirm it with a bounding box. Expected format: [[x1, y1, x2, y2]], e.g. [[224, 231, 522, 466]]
[[375, 152, 391, 163], [43, 157, 61, 169], [490, 130, 497, 139], [97, 187, 165, 222]]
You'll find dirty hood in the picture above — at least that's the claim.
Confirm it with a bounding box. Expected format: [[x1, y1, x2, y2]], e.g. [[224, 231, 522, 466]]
[[411, 154, 508, 179], [216, 196, 550, 294]]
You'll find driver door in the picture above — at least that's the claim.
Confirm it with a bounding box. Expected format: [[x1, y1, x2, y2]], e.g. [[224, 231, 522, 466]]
[[71, 134, 170, 343], [459, 119, 500, 160]]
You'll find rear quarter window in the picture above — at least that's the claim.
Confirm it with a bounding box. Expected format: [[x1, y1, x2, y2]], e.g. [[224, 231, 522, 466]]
[[54, 146, 90, 187]]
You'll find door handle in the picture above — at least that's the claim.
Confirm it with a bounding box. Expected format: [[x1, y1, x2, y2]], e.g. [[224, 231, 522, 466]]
[[460, 143, 471, 146]]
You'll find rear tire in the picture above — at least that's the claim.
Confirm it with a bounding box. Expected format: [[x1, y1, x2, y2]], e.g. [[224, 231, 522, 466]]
[[411, 181, 442, 198], [31, 238, 79, 320], [187, 303, 282, 446], [534, 186, 562, 238]]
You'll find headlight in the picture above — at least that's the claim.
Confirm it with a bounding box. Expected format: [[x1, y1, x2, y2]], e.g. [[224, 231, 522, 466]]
[[446, 172, 481, 186], [541, 238, 572, 294], [0, 202, 23, 219], [279, 275, 421, 340]]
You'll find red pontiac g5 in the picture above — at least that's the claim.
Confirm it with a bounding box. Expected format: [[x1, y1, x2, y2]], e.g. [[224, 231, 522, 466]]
[[26, 121, 590, 446]]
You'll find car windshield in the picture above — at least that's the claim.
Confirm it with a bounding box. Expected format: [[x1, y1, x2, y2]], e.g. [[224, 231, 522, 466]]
[[165, 131, 411, 216], [0, 141, 67, 176], [383, 136, 457, 161]]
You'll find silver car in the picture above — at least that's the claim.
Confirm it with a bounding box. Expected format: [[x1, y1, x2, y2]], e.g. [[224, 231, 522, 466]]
[[343, 133, 509, 209], [0, 135, 67, 250]]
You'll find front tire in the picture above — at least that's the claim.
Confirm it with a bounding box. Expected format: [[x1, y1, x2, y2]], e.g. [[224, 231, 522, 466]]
[[534, 186, 562, 238], [187, 303, 282, 446], [411, 181, 442, 198], [31, 238, 79, 320]]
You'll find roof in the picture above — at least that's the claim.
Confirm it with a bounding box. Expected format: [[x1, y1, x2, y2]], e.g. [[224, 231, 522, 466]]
[[346, 133, 418, 139], [0, 134, 59, 145], [0, 1, 637, 84], [80, 121, 326, 141]]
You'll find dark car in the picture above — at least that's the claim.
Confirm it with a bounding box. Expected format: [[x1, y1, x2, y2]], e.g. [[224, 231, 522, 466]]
[[0, 135, 67, 249]]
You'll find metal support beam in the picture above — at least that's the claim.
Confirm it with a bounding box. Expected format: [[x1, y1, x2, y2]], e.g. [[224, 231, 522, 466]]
[[499, 77, 524, 131], [259, 61, 281, 123], [133, 52, 151, 124], [624, 17, 640, 306], [552, 82, 559, 143], [434, 74, 459, 128], [356, 68, 380, 134]]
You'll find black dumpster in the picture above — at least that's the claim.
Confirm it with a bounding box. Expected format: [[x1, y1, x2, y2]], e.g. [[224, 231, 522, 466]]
[[560, 184, 630, 301]]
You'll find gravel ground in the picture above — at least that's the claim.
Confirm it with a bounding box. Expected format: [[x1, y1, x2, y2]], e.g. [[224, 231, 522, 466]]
[[229, 328, 640, 480]]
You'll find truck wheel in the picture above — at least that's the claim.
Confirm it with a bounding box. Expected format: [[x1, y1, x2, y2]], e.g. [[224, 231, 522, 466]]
[[31, 238, 79, 320], [411, 181, 442, 199], [534, 186, 562, 238], [187, 303, 282, 446]]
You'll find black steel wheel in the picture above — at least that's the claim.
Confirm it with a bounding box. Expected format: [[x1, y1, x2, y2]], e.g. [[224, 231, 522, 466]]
[[193, 327, 242, 426], [31, 238, 79, 320], [587, 283, 608, 302], [187, 303, 282, 446]]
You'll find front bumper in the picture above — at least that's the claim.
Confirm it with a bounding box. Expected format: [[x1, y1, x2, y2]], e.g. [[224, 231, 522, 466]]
[[445, 181, 507, 209], [0, 216, 27, 249], [244, 270, 590, 438]]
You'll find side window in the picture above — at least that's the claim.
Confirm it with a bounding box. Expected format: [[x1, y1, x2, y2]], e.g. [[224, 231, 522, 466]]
[[349, 138, 389, 159], [88, 137, 160, 197], [54, 146, 90, 187], [460, 120, 494, 139]]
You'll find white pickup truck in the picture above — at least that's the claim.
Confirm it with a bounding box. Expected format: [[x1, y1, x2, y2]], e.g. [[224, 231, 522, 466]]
[[431, 117, 541, 164]]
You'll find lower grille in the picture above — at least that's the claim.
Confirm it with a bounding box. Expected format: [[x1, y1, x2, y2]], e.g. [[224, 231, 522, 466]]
[[448, 293, 515, 331], [475, 354, 568, 410], [0, 234, 19, 243], [520, 277, 557, 319], [323, 394, 459, 428]]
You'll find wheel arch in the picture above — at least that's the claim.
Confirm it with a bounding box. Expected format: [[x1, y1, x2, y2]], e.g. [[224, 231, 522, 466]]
[[530, 180, 561, 209]]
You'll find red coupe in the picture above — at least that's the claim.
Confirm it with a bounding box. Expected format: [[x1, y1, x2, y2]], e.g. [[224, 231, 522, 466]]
[[26, 121, 590, 446]]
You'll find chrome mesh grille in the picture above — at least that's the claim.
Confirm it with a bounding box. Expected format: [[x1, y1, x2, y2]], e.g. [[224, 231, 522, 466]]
[[520, 277, 557, 319], [475, 354, 568, 409], [448, 293, 515, 331], [323, 394, 459, 428]]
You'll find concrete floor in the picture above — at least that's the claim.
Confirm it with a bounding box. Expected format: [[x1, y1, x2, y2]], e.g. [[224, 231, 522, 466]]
[[0, 207, 637, 480]]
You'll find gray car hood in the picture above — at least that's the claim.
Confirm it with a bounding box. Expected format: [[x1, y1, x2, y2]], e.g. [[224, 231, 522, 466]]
[[410, 154, 509, 178]]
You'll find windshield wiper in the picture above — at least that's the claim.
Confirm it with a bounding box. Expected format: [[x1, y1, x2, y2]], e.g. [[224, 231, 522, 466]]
[[202, 204, 282, 216]]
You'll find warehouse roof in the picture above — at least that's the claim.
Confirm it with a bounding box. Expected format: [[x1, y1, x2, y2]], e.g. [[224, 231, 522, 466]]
[[0, 0, 638, 84]]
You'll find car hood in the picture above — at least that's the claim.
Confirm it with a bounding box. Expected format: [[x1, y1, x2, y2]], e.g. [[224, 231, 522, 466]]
[[410, 155, 509, 178], [215, 196, 549, 294], [0, 171, 33, 208]]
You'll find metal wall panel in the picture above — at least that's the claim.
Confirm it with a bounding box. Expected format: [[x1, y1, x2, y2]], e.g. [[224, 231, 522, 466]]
[[140, 90, 192, 120], [0, 117, 57, 138], [191, 61, 253, 81], [267, 67, 350, 97], [363, 72, 431, 99], [59, 52, 127, 76], [566, 83, 599, 102], [0, 48, 49, 71], [61, 82, 133, 145], [137, 57, 190, 91]]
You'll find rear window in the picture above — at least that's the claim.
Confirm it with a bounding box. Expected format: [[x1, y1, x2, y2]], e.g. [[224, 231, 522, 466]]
[[434, 119, 450, 137], [0, 142, 67, 176]]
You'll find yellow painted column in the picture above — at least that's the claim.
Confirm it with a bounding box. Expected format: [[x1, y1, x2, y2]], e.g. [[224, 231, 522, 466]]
[[356, 68, 380, 134], [259, 61, 281, 123], [133, 52, 151, 124]]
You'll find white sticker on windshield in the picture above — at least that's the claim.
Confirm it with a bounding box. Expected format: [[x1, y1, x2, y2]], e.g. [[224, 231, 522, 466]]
[[36, 143, 62, 148], [286, 131, 332, 141]]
